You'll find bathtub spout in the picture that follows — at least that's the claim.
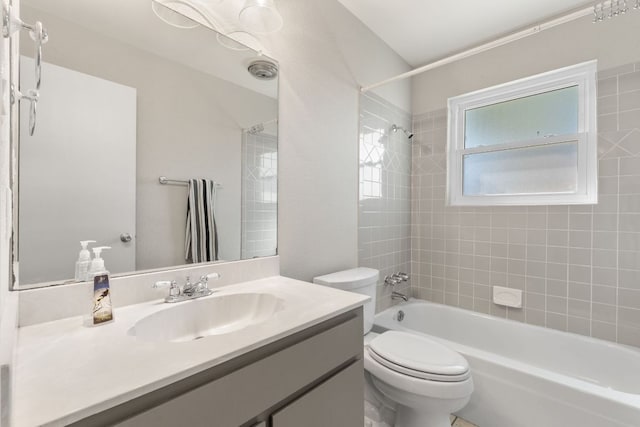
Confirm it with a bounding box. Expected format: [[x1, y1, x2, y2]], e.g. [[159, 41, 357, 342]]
[[391, 291, 408, 302]]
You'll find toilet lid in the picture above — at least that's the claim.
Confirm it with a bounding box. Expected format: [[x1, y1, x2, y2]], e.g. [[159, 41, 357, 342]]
[[368, 331, 470, 381]]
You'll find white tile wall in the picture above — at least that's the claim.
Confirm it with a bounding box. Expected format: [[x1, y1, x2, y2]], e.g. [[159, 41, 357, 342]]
[[242, 132, 278, 259], [410, 62, 640, 347], [359, 93, 412, 311]]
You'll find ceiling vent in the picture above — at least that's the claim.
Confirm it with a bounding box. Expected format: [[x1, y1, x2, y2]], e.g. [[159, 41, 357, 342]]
[[248, 60, 278, 80]]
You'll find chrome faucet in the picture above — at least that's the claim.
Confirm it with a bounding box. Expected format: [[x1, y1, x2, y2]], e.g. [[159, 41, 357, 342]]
[[384, 272, 410, 286], [183, 275, 209, 297], [153, 273, 220, 303], [391, 291, 408, 302], [385, 272, 410, 303]]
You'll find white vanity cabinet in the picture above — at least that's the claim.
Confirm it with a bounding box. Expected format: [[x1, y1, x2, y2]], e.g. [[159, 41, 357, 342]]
[[70, 308, 364, 427]]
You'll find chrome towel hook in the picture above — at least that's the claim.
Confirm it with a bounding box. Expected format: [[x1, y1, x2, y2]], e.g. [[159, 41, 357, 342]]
[[3, 5, 48, 88], [3, 5, 48, 135], [29, 20, 48, 90], [11, 84, 38, 136]]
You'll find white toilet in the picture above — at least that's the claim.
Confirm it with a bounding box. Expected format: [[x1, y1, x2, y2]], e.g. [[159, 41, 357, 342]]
[[314, 268, 473, 427]]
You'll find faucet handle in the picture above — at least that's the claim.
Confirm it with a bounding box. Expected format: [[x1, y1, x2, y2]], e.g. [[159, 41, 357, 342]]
[[153, 280, 172, 288], [153, 280, 181, 298], [199, 272, 221, 283], [395, 272, 410, 281], [198, 273, 221, 293], [384, 275, 401, 286]]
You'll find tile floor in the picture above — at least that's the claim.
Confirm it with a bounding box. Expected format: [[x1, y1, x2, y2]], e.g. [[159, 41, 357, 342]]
[[451, 415, 478, 427]]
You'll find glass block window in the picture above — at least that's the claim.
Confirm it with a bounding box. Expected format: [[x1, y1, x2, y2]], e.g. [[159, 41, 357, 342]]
[[447, 61, 597, 206]]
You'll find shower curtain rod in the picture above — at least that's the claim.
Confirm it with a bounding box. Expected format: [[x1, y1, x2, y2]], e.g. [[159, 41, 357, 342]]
[[244, 118, 278, 134], [245, 118, 278, 130], [360, 6, 594, 93]]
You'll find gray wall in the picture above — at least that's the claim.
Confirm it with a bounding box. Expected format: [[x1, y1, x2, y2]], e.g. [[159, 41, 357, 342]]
[[410, 12, 640, 347]]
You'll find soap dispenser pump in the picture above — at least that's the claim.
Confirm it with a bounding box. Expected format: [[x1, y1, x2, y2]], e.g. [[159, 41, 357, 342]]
[[87, 246, 111, 280], [74, 240, 96, 281]]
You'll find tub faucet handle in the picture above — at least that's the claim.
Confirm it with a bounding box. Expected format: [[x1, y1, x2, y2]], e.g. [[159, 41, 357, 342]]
[[384, 275, 401, 286], [395, 272, 410, 281]]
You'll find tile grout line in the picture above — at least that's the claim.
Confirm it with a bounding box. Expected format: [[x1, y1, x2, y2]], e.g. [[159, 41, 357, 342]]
[[615, 156, 620, 343]]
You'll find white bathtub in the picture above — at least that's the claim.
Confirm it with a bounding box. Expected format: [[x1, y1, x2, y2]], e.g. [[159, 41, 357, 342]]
[[373, 299, 640, 427]]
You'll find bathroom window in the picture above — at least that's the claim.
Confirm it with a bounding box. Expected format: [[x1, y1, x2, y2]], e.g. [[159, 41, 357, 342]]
[[447, 61, 598, 206], [360, 127, 385, 200], [259, 151, 278, 203]]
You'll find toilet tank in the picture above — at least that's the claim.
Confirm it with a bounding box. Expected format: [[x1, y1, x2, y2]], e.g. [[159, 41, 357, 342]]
[[313, 267, 379, 334]]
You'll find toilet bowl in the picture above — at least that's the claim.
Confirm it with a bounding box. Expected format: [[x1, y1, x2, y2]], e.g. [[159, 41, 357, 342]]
[[365, 331, 472, 427], [314, 268, 473, 427]]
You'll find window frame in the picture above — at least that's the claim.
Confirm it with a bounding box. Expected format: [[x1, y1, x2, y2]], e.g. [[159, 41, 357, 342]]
[[447, 60, 598, 206]]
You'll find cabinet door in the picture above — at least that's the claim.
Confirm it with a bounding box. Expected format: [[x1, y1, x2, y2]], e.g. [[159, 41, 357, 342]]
[[271, 360, 363, 427]]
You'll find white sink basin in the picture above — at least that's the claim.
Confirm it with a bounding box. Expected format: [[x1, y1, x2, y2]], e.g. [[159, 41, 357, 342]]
[[129, 292, 284, 343]]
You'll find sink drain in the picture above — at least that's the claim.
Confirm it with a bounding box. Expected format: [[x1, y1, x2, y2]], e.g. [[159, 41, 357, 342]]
[[194, 336, 205, 340], [396, 310, 405, 322]]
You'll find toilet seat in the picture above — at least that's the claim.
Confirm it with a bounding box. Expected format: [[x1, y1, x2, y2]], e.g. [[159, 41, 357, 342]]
[[368, 331, 470, 382], [364, 347, 473, 401]]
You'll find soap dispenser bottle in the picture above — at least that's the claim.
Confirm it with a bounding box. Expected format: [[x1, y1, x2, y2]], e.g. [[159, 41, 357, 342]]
[[74, 240, 96, 282], [88, 246, 114, 325]]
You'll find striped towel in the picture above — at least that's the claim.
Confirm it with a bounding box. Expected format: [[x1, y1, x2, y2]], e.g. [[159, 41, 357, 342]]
[[185, 179, 218, 263]]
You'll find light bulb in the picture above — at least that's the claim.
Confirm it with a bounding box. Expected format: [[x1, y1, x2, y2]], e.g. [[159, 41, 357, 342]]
[[239, 0, 283, 34]]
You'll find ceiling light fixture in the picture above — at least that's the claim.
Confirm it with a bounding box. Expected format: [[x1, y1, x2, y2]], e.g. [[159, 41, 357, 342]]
[[217, 31, 262, 52], [151, 0, 221, 30], [151, 0, 270, 54], [238, 0, 283, 34]]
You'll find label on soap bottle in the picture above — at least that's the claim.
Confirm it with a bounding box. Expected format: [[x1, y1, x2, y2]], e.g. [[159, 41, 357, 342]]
[[93, 274, 114, 325]]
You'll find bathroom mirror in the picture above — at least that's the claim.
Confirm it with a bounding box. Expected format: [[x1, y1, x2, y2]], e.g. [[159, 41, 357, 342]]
[[11, 0, 278, 289]]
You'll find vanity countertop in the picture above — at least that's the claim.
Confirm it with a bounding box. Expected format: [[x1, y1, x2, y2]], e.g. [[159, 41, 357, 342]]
[[13, 276, 368, 427]]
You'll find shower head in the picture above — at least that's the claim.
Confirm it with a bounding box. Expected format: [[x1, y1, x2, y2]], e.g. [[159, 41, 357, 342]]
[[391, 124, 414, 139], [246, 123, 265, 134]]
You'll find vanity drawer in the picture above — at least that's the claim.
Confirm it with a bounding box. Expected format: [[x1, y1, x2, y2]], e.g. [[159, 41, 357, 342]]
[[270, 359, 363, 427]]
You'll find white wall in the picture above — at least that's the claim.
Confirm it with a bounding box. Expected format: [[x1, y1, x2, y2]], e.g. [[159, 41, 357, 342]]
[[0, 0, 16, 423], [20, 1, 410, 284], [260, 0, 411, 281], [21, 7, 278, 273], [412, 12, 640, 114], [19, 59, 137, 285], [0, 0, 411, 419]]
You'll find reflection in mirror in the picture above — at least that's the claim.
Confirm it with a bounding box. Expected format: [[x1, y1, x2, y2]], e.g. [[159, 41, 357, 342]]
[[14, 0, 278, 288]]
